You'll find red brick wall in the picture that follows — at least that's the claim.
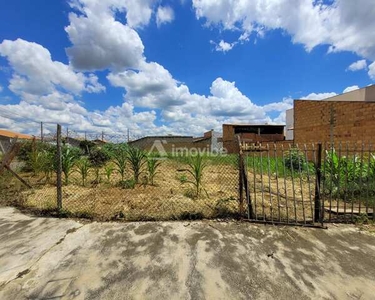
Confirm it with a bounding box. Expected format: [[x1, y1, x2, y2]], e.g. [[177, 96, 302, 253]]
[[223, 124, 285, 154], [294, 100, 375, 144]]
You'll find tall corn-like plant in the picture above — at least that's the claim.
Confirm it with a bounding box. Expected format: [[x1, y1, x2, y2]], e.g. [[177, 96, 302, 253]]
[[127, 147, 146, 183], [61, 147, 79, 185], [147, 156, 162, 185], [104, 163, 115, 182], [40, 150, 55, 183], [186, 154, 207, 197], [112, 145, 128, 181], [75, 158, 91, 186], [29, 148, 44, 176]]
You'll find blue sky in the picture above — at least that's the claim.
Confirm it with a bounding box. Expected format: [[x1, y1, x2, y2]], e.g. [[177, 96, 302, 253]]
[[0, 0, 374, 137]]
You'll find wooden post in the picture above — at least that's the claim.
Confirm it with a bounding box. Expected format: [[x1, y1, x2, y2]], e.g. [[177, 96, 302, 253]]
[[0, 139, 32, 188], [56, 124, 62, 211], [237, 136, 244, 216], [314, 143, 322, 223], [40, 122, 44, 142], [239, 151, 244, 216]]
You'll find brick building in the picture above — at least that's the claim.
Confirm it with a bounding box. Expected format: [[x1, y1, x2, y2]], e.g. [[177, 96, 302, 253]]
[[286, 85, 375, 142], [128, 130, 222, 153], [293, 100, 375, 144], [223, 124, 285, 154], [0, 129, 35, 154]]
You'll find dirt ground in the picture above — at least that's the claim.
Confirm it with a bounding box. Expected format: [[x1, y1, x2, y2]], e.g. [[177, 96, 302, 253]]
[[1, 207, 375, 300], [19, 160, 239, 220], [2, 158, 373, 223]]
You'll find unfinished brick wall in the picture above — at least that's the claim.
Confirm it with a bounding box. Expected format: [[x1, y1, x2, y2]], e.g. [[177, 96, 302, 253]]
[[223, 124, 285, 154], [294, 100, 375, 144]]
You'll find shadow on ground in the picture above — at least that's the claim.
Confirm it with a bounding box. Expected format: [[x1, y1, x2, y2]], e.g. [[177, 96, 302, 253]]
[[0, 207, 375, 300]]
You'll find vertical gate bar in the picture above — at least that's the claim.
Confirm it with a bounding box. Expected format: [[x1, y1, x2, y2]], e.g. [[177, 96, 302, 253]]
[[274, 143, 281, 222], [266, 144, 274, 222], [321, 142, 327, 222], [56, 124, 62, 211], [336, 142, 342, 220], [314, 143, 322, 223], [366, 144, 372, 216], [351, 144, 357, 222], [252, 148, 258, 220], [259, 145, 266, 221], [281, 144, 289, 224], [288, 144, 298, 223], [243, 152, 254, 219], [328, 142, 334, 222], [359, 143, 364, 215], [238, 143, 244, 217], [303, 144, 313, 222], [312, 143, 317, 222], [296, 144, 306, 224], [343, 143, 349, 223]]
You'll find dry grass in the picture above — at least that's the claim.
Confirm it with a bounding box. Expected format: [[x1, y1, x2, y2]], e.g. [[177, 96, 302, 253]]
[[6, 157, 371, 223], [247, 171, 316, 222], [22, 159, 239, 221]]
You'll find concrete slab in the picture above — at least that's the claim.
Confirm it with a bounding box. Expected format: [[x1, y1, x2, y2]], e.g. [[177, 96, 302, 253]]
[[0, 207, 375, 299]]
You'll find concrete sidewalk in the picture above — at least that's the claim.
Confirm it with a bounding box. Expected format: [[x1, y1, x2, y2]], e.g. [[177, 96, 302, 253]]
[[0, 207, 375, 300]]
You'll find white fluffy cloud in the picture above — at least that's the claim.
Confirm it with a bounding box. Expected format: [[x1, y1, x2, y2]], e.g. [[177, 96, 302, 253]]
[[65, 10, 145, 71], [108, 62, 188, 108], [193, 0, 375, 57], [343, 85, 359, 93], [301, 92, 337, 100], [2, 0, 372, 138], [192, 0, 375, 80], [347, 60, 367, 72], [369, 62, 375, 80], [69, 0, 156, 28], [156, 6, 174, 27], [211, 40, 236, 52], [0, 39, 89, 95]]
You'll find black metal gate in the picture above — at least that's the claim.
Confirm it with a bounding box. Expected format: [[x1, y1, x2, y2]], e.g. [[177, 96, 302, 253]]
[[238, 141, 375, 227]]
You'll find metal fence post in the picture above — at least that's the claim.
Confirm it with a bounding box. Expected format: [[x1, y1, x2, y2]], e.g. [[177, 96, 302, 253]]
[[239, 151, 244, 216], [56, 124, 62, 211], [314, 143, 322, 223]]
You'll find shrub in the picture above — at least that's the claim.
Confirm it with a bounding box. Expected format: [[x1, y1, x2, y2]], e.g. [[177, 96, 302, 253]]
[[284, 148, 307, 171], [178, 174, 188, 184], [18, 141, 56, 173], [79, 140, 96, 155], [89, 148, 110, 168], [117, 179, 136, 189]]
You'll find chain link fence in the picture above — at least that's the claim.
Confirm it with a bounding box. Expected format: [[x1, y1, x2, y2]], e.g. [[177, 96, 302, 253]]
[[1, 124, 374, 226], [0, 125, 240, 221]]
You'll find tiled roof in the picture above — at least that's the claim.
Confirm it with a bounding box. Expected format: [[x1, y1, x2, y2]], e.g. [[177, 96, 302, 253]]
[[0, 129, 35, 140]]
